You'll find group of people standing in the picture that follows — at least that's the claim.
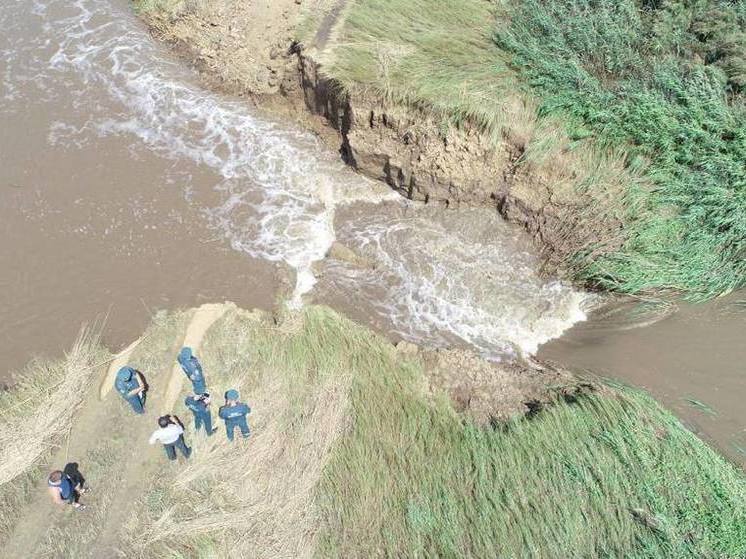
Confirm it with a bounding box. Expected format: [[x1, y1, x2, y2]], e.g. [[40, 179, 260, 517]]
[[47, 346, 252, 510]]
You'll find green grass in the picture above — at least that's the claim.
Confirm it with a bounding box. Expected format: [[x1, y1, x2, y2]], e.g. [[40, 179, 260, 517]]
[[313, 0, 521, 136], [494, 0, 746, 299], [317, 335, 746, 557], [307, 0, 746, 300], [2, 305, 745, 556], [124, 305, 746, 558]]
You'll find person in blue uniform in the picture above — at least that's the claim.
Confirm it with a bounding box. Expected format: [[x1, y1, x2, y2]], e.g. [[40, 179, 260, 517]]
[[184, 392, 217, 435], [218, 389, 251, 441], [114, 366, 147, 414], [177, 347, 206, 394]]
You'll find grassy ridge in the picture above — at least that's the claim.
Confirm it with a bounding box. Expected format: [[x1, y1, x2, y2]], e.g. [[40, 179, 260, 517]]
[[0, 329, 106, 543], [311, 0, 745, 299], [317, 342, 746, 557], [122, 305, 746, 557], [1, 306, 745, 556], [494, 0, 746, 299]]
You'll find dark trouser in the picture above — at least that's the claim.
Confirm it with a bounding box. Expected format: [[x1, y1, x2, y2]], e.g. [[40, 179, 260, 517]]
[[63, 463, 84, 503], [63, 489, 80, 504], [125, 393, 145, 414], [225, 417, 250, 441], [163, 435, 192, 460], [194, 411, 214, 434]]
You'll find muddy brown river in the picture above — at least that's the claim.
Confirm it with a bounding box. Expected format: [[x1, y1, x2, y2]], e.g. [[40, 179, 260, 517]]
[[1, 0, 744, 466]]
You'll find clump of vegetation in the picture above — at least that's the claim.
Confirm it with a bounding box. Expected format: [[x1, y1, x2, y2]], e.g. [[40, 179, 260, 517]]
[[303, 0, 745, 299], [0, 328, 106, 542], [317, 335, 746, 557], [494, 0, 746, 299]]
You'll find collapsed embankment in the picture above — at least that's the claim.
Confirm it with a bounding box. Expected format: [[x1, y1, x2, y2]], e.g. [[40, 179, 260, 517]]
[[1, 304, 745, 557], [132, 0, 622, 280], [133, 0, 746, 299], [292, 54, 622, 275]]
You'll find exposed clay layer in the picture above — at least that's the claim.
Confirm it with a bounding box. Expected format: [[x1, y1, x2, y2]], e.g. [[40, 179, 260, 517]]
[[134, 1, 622, 277], [395, 340, 599, 425], [295, 54, 622, 275]]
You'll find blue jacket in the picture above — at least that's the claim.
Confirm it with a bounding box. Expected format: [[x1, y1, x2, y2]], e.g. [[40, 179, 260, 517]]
[[48, 475, 74, 500], [219, 402, 250, 422], [178, 347, 204, 385], [185, 395, 210, 417], [115, 367, 141, 399]]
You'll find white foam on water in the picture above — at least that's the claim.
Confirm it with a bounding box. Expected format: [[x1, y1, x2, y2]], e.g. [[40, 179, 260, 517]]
[[8, 0, 393, 305], [1, 0, 591, 355], [329, 204, 593, 357]]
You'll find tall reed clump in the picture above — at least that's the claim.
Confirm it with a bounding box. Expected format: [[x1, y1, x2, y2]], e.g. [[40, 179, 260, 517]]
[[494, 0, 746, 299], [316, 348, 746, 557], [0, 328, 107, 541]]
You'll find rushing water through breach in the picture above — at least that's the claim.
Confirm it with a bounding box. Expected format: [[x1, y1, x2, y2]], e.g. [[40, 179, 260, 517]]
[[0, 0, 587, 366], [1, 0, 744, 465]]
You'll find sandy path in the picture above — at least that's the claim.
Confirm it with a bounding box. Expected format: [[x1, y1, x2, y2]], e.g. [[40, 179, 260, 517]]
[[2, 365, 128, 557], [161, 303, 230, 413], [88, 304, 230, 557]]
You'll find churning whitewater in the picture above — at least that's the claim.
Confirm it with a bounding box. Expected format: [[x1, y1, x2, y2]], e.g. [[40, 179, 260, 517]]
[[1, 0, 591, 357]]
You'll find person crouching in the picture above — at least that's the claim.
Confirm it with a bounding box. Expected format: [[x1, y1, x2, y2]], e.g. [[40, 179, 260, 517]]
[[47, 467, 86, 511]]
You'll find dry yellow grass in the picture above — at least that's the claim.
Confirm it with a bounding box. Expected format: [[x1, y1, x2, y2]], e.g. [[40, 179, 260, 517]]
[[138, 373, 350, 558], [0, 327, 106, 486], [119, 306, 357, 558]]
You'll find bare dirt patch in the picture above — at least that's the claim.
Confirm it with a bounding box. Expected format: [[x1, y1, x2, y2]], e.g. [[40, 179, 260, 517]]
[[140, 0, 304, 97], [397, 341, 599, 424]]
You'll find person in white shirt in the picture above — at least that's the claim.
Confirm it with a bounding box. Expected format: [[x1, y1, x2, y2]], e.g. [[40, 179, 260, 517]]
[[149, 415, 192, 460]]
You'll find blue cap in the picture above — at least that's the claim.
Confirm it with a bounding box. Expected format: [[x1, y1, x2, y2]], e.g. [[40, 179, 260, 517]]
[[116, 367, 133, 382], [225, 389, 239, 400]]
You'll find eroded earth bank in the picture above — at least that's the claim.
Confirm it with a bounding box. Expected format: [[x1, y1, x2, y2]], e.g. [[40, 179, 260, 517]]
[[1, 0, 746, 556], [132, 0, 746, 465]]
